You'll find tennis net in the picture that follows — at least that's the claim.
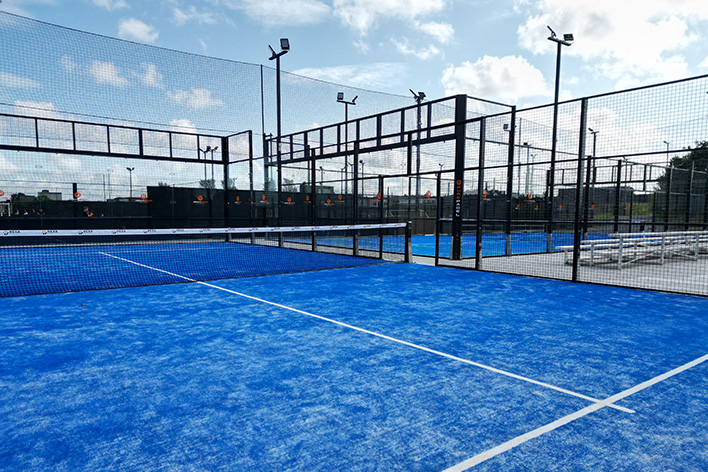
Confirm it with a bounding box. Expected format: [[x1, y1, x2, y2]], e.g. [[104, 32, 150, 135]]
[[0, 223, 410, 297]]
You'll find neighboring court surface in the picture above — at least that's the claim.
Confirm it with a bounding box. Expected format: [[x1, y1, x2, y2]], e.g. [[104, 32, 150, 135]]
[[411, 232, 609, 258], [2, 263, 708, 471]]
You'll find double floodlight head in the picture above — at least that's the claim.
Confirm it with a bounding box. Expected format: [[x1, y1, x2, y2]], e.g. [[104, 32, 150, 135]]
[[337, 92, 357, 105], [201, 145, 218, 155], [547, 25, 573, 46], [269, 38, 290, 60]]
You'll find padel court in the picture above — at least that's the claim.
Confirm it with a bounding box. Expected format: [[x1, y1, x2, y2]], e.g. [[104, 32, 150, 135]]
[[2, 254, 707, 471]]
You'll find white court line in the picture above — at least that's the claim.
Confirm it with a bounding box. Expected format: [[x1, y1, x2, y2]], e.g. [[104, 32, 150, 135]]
[[100, 252, 633, 414], [444, 351, 708, 471]]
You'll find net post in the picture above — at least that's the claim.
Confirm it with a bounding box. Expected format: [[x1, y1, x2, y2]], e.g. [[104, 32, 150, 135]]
[[353, 227, 359, 256], [405, 221, 413, 262]]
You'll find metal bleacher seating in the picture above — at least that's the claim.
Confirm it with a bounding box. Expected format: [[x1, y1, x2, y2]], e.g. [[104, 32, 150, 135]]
[[558, 230, 708, 270]]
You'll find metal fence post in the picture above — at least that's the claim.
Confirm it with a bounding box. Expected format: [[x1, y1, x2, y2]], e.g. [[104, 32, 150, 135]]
[[572, 99, 588, 282]]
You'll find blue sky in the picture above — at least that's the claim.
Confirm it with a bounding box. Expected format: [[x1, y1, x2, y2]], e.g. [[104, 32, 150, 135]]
[[3, 0, 708, 108]]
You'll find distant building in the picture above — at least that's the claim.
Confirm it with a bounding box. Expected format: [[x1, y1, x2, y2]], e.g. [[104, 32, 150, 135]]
[[38, 190, 62, 201]]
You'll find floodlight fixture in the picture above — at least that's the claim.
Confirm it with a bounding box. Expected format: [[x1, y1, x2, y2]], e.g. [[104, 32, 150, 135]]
[[337, 93, 357, 105], [410, 90, 426, 102], [269, 38, 290, 60], [548, 25, 573, 46]]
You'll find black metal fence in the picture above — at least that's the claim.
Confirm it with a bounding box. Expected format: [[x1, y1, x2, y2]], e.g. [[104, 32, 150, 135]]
[[2, 11, 707, 296]]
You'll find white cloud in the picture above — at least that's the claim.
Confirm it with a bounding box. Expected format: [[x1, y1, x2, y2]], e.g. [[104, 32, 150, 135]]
[[516, 0, 708, 88], [240, 0, 331, 26], [0, 72, 41, 89], [333, 0, 446, 35], [417, 21, 453, 44], [172, 6, 217, 26], [391, 38, 440, 60], [199, 39, 208, 54], [89, 61, 129, 87], [92, 0, 129, 11], [134, 63, 164, 88], [292, 63, 406, 88], [700, 56, 708, 69], [60, 55, 78, 73], [170, 119, 198, 133], [168, 89, 223, 109], [441, 55, 550, 102], [13, 101, 61, 120], [118, 18, 158, 44], [353, 40, 370, 54]]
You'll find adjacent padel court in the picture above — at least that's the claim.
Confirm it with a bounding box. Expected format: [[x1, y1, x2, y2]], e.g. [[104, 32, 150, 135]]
[[2, 236, 708, 471]]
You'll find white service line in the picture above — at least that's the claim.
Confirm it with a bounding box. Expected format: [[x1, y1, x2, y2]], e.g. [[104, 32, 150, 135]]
[[444, 351, 708, 471], [101, 252, 633, 414]]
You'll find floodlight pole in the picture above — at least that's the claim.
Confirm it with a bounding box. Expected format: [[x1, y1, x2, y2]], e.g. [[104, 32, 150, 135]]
[[337, 93, 357, 197], [199, 146, 211, 188], [269, 39, 289, 225], [589, 128, 598, 201], [209, 145, 219, 185], [547, 26, 573, 252], [411, 90, 425, 217], [663, 140, 670, 167], [126, 167, 134, 200]]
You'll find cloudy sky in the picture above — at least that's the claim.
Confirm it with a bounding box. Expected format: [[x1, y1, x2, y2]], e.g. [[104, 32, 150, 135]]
[[3, 0, 708, 107]]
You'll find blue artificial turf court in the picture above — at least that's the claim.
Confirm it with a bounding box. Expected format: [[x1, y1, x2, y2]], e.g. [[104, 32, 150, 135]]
[[2, 243, 708, 471]]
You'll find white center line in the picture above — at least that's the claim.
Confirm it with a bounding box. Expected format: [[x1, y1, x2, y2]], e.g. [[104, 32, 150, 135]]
[[100, 252, 633, 414], [444, 352, 708, 471]]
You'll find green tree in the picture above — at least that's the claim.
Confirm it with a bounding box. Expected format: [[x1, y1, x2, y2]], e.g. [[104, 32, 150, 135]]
[[657, 140, 708, 193], [200, 178, 216, 189]]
